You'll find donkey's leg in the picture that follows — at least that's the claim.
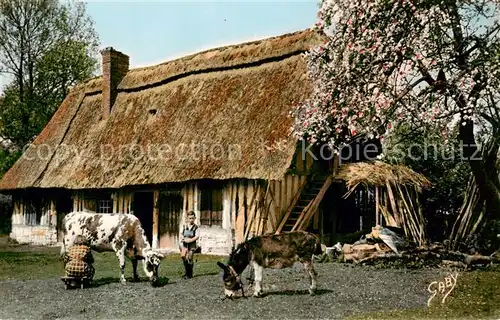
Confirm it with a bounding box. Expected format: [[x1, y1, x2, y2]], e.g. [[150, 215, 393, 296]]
[[251, 262, 264, 297], [246, 263, 255, 288], [303, 260, 317, 295]]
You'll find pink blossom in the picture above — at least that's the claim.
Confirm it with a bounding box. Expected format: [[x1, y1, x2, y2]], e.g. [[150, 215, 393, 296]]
[[292, 0, 499, 148]]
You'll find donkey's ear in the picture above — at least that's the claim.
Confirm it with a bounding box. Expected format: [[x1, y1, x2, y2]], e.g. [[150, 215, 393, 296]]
[[217, 261, 228, 271]]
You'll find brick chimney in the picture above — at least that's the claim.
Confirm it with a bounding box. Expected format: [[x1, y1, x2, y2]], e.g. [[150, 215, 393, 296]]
[[101, 47, 129, 119]]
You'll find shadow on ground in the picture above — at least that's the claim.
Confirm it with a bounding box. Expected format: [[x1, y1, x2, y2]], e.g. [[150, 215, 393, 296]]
[[91, 276, 170, 288], [265, 289, 334, 296], [91, 277, 121, 287], [193, 271, 219, 278]]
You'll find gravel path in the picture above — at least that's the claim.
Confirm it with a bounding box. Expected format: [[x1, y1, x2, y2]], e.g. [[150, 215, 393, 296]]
[[0, 264, 445, 319]]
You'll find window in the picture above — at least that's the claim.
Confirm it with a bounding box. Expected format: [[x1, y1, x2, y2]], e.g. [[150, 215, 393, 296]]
[[199, 181, 223, 226], [97, 198, 113, 213], [83, 191, 113, 213], [23, 197, 48, 226]]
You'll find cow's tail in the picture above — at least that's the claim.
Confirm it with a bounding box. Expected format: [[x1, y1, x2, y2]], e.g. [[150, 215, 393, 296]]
[[60, 237, 66, 255], [60, 219, 67, 257]]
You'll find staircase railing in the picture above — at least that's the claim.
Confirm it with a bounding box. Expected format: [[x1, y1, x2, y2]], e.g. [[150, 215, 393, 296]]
[[291, 175, 332, 231], [274, 177, 309, 234]]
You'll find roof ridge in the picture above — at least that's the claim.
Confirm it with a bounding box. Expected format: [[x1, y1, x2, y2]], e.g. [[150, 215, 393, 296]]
[[120, 49, 306, 93], [75, 28, 321, 94], [127, 29, 313, 74]]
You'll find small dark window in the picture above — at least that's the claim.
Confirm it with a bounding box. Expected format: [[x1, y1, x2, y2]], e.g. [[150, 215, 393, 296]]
[[97, 198, 113, 213], [84, 191, 113, 213], [23, 197, 47, 226], [199, 181, 223, 226]]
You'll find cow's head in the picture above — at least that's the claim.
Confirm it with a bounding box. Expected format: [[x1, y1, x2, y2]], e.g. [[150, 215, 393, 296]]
[[142, 249, 165, 286], [217, 243, 250, 298]]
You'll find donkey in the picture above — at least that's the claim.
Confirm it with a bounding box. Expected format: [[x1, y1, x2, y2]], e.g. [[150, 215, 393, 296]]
[[217, 231, 323, 298]]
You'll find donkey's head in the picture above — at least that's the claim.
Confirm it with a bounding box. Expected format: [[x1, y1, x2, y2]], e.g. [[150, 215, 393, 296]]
[[217, 243, 250, 298]]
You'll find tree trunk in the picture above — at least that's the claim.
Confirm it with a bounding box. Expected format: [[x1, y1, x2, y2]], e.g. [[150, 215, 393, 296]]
[[459, 118, 500, 220]]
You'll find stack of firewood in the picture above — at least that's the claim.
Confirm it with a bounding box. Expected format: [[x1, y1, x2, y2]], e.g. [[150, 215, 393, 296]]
[[339, 226, 500, 269]]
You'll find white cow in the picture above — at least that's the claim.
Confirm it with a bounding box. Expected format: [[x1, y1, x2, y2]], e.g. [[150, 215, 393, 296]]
[[61, 211, 165, 285]]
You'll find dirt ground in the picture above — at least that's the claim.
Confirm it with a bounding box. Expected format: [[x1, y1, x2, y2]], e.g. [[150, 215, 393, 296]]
[[0, 262, 444, 320]]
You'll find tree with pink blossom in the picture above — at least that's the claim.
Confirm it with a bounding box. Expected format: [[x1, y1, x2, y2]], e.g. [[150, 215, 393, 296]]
[[294, 0, 500, 219]]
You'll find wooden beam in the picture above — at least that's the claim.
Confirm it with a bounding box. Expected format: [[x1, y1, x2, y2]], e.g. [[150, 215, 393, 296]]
[[293, 200, 313, 232], [296, 151, 303, 173], [222, 183, 231, 230], [285, 177, 291, 215], [275, 176, 309, 234], [73, 192, 78, 212], [244, 182, 258, 240], [258, 181, 271, 235], [276, 180, 282, 214], [266, 182, 280, 229], [333, 154, 339, 176], [230, 181, 237, 248], [293, 176, 332, 231], [183, 185, 188, 221], [114, 191, 119, 213], [385, 182, 401, 226], [375, 187, 380, 226], [193, 182, 200, 221], [230, 181, 236, 229], [236, 182, 246, 243], [50, 200, 56, 227], [152, 190, 160, 249]]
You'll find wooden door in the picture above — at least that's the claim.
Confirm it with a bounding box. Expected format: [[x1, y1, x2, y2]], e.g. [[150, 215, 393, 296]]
[[159, 189, 183, 249]]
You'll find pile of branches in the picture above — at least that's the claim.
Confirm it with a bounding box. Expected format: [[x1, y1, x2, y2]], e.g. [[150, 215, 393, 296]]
[[336, 226, 499, 269]]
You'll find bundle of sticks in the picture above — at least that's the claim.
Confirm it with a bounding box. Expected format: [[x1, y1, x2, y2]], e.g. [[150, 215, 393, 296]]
[[339, 227, 499, 268]]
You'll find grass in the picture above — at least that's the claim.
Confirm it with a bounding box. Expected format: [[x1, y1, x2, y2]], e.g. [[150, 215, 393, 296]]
[[0, 236, 224, 281], [1, 236, 499, 319], [348, 266, 500, 320]]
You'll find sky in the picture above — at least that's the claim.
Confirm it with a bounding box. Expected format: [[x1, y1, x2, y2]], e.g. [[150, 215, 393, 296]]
[[0, 0, 319, 91], [87, 1, 318, 67]]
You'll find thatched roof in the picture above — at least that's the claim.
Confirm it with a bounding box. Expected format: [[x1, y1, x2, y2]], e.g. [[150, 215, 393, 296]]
[[336, 161, 431, 192], [0, 29, 324, 190]]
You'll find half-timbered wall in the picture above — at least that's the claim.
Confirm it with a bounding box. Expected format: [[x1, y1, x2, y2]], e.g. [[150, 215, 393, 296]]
[[220, 175, 308, 244], [10, 194, 57, 245], [8, 173, 309, 250]]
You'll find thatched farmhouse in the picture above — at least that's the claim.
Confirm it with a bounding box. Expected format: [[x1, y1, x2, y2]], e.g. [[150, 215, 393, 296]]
[[0, 30, 325, 252], [0, 29, 394, 253]]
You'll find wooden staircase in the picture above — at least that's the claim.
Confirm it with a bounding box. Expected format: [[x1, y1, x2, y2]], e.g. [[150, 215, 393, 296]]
[[276, 174, 332, 234]]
